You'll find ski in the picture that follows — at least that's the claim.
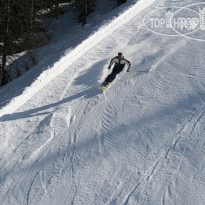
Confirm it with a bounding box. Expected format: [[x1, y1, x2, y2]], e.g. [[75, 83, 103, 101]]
[[100, 85, 107, 92], [99, 82, 110, 92]]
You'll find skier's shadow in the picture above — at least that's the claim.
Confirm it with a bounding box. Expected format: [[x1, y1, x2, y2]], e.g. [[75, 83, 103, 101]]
[[73, 59, 107, 88], [0, 88, 96, 122], [0, 60, 108, 122]]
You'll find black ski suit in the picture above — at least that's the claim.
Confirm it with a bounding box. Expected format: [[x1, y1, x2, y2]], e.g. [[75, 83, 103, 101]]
[[104, 56, 131, 84]]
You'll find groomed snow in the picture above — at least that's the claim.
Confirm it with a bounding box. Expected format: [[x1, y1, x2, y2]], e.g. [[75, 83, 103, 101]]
[[0, 0, 205, 204]]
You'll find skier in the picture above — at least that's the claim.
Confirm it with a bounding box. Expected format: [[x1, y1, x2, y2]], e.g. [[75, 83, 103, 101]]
[[101, 52, 131, 90]]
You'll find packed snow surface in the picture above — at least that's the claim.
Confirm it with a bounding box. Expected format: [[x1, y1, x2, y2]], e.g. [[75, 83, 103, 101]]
[[0, 0, 205, 204]]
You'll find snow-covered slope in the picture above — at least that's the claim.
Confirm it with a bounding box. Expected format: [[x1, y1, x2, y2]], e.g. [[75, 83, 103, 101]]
[[0, 0, 205, 204]]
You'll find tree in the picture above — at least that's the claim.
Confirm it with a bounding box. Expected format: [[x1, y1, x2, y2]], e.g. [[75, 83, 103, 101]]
[[0, 0, 44, 85], [77, 0, 94, 26], [118, 0, 127, 6], [0, 0, 11, 85]]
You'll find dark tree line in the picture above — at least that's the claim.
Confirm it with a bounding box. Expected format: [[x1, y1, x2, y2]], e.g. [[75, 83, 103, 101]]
[[0, 0, 46, 85], [0, 0, 127, 86], [0, 0, 73, 85]]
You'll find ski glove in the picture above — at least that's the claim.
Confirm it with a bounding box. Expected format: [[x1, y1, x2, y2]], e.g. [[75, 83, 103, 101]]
[[108, 66, 111, 70], [127, 68, 131, 72]]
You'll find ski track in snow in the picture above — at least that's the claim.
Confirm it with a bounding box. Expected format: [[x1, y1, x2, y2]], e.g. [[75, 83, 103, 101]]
[[123, 108, 205, 204]]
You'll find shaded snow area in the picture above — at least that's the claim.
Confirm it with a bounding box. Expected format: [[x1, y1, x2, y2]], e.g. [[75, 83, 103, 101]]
[[0, 0, 205, 204]]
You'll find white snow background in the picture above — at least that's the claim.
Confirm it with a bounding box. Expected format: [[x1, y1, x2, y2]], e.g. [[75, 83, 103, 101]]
[[0, 0, 205, 204]]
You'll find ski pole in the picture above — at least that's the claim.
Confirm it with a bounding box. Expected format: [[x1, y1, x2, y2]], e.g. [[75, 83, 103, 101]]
[[129, 70, 149, 73]]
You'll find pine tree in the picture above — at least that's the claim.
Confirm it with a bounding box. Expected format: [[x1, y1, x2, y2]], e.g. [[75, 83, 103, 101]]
[[77, 0, 94, 26], [118, 0, 127, 6], [0, 0, 43, 85], [0, 0, 11, 85]]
